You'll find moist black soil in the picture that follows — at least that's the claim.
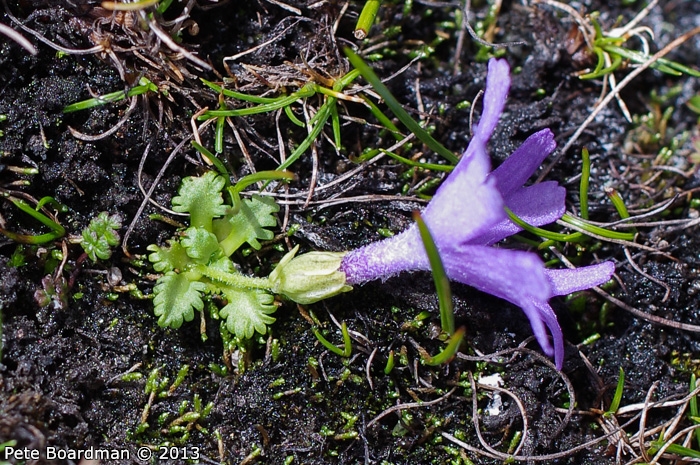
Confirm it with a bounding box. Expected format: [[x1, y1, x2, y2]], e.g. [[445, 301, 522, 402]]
[[1, 1, 700, 464]]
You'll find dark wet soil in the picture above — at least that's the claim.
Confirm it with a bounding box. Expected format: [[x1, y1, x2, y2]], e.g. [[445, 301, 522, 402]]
[[1, 1, 700, 464]]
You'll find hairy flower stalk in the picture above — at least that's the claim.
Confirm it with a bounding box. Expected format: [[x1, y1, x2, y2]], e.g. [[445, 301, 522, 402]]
[[334, 59, 614, 369]]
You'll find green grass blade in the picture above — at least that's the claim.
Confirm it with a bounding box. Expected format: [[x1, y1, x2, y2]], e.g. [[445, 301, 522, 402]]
[[381, 149, 453, 171], [605, 367, 625, 415], [561, 214, 636, 241], [580, 53, 622, 80], [312, 321, 352, 357], [413, 211, 454, 335], [156, 0, 174, 13], [63, 89, 127, 113], [345, 48, 458, 164], [12, 198, 65, 236], [230, 170, 296, 196], [200, 79, 280, 104], [690, 374, 700, 447], [330, 100, 342, 150], [284, 105, 305, 127], [384, 350, 395, 374], [649, 441, 700, 459], [215, 115, 226, 154], [422, 327, 465, 366], [63, 79, 155, 113], [200, 84, 316, 119], [36, 196, 68, 213], [190, 141, 230, 184], [656, 57, 700, 78], [603, 45, 683, 76], [605, 188, 631, 220], [355, 0, 381, 39], [0, 198, 65, 244], [277, 99, 334, 171], [505, 208, 584, 243], [580, 147, 590, 220], [333, 68, 362, 90], [360, 95, 404, 141]]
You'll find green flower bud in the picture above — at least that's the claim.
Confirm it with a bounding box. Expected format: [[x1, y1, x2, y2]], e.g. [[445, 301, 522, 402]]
[[270, 245, 352, 304]]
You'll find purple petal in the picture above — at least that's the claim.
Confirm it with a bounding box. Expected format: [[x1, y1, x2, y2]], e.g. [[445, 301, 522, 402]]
[[441, 245, 563, 362], [442, 245, 551, 309], [438, 58, 510, 216], [490, 129, 557, 197], [532, 301, 565, 369], [423, 140, 506, 246], [545, 262, 616, 296], [517, 300, 554, 359], [473, 58, 511, 144], [471, 182, 566, 246]]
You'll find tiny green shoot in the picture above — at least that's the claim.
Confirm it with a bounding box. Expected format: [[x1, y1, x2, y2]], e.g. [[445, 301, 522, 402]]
[[605, 367, 625, 416], [580, 147, 590, 220], [355, 0, 382, 39], [505, 208, 584, 243], [0, 196, 65, 244], [605, 187, 631, 220], [312, 321, 352, 357], [381, 149, 454, 172], [690, 373, 700, 447], [384, 350, 395, 374], [420, 327, 466, 366], [63, 77, 159, 113], [648, 441, 700, 460], [414, 210, 454, 336]]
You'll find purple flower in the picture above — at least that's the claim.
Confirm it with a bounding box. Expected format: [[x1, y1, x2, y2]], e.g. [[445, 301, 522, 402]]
[[339, 59, 614, 369]]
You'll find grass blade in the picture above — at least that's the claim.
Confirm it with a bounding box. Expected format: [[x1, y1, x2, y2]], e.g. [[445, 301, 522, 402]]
[[413, 211, 454, 335], [345, 48, 458, 164]]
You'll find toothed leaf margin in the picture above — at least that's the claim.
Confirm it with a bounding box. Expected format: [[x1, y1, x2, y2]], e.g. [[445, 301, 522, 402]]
[[172, 171, 227, 230], [153, 272, 206, 328], [219, 287, 277, 339], [147, 241, 193, 273]]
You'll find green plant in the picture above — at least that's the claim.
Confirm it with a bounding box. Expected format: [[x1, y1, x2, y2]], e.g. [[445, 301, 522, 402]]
[[355, 0, 381, 39], [0, 195, 66, 244], [80, 212, 122, 262], [149, 168, 352, 341], [0, 440, 17, 465], [130, 365, 213, 444], [198, 68, 406, 170], [577, 12, 700, 81], [545, 0, 700, 121], [62, 77, 161, 114], [34, 274, 68, 311], [148, 170, 281, 338], [312, 321, 352, 357], [604, 367, 625, 417]]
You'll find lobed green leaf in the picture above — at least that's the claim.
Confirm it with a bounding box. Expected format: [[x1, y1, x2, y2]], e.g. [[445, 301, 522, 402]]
[[214, 195, 280, 256], [153, 272, 206, 329], [172, 171, 227, 231], [219, 287, 277, 339], [181, 227, 220, 264], [147, 241, 193, 273], [81, 212, 122, 262]]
